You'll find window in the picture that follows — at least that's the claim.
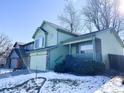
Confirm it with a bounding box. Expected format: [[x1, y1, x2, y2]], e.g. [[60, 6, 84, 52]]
[[79, 44, 93, 54], [34, 37, 44, 49], [34, 39, 40, 49]]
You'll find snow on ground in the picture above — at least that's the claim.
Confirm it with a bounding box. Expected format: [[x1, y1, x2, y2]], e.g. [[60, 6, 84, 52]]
[[40, 72, 110, 93], [95, 76, 124, 93], [0, 69, 13, 74], [0, 72, 110, 93], [0, 78, 44, 93]]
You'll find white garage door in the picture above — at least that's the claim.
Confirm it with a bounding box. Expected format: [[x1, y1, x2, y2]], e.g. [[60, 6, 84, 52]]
[[11, 59, 18, 69], [30, 52, 47, 71]]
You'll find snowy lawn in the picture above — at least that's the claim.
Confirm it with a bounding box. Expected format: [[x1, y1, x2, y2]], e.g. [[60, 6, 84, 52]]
[[40, 72, 110, 93], [0, 72, 110, 93], [0, 77, 45, 93], [0, 69, 13, 74], [95, 76, 124, 93], [0, 68, 13, 74]]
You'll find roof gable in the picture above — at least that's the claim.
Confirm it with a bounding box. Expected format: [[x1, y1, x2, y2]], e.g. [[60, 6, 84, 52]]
[[32, 27, 48, 39], [13, 42, 25, 47], [10, 50, 18, 58], [41, 21, 80, 37]]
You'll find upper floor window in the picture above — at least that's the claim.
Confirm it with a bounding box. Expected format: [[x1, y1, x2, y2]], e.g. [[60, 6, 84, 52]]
[[34, 37, 44, 49]]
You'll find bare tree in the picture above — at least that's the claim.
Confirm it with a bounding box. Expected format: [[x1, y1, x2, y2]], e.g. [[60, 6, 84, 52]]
[[58, 1, 81, 32], [0, 33, 12, 57], [83, 0, 124, 33]]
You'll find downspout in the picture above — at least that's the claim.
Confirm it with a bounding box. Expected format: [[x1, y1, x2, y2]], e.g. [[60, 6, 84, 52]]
[[92, 35, 96, 61], [45, 33, 47, 47], [47, 50, 51, 70], [69, 44, 72, 55]]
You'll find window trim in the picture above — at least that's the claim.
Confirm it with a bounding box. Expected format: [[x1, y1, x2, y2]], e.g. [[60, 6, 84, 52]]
[[34, 36, 45, 49], [79, 43, 93, 54]]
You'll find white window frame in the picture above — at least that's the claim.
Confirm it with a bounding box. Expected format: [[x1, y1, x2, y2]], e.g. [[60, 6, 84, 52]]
[[34, 36, 44, 49], [79, 43, 93, 54]]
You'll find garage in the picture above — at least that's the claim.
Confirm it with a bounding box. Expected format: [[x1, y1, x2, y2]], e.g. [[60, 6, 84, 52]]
[[30, 51, 47, 71]]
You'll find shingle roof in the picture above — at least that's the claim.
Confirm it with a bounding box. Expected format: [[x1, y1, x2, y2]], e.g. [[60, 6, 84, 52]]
[[62, 29, 103, 44], [62, 28, 124, 47], [13, 42, 25, 47], [23, 41, 34, 46]]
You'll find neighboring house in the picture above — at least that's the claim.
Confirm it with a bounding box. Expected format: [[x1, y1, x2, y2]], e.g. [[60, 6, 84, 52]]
[[7, 42, 34, 69], [0, 57, 7, 67], [7, 21, 124, 71]]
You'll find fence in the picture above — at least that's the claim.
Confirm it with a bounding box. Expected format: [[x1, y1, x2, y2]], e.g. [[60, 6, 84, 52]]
[[108, 54, 124, 72]]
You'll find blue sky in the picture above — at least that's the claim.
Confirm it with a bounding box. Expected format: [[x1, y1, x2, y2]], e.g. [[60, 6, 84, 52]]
[[0, 0, 85, 44]]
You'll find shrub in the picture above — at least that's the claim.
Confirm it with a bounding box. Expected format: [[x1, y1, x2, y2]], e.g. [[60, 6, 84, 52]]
[[72, 61, 105, 75], [64, 55, 76, 72], [92, 62, 105, 74], [54, 61, 65, 73], [54, 55, 105, 75], [71, 61, 94, 75]]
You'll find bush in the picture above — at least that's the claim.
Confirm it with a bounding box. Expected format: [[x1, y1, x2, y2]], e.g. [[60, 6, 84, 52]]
[[54, 55, 105, 75], [54, 61, 65, 73], [71, 61, 94, 75], [92, 62, 105, 74], [72, 61, 105, 75], [64, 55, 76, 72]]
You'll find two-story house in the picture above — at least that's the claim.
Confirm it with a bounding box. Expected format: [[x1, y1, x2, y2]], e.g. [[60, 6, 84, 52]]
[[29, 21, 79, 71], [7, 21, 124, 71]]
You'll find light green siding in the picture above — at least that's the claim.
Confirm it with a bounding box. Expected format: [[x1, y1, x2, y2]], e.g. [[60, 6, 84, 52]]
[[34, 29, 45, 39], [71, 45, 77, 55], [33, 29, 46, 48], [30, 51, 47, 71], [42, 23, 76, 47], [42, 24, 58, 46], [48, 46, 68, 70], [58, 32, 74, 43], [31, 22, 77, 71], [96, 31, 123, 69]]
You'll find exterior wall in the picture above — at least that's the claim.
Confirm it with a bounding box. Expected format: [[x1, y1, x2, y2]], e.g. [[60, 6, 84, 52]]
[[58, 32, 74, 44], [10, 50, 18, 58], [96, 31, 123, 69], [42, 24, 75, 47], [30, 51, 47, 71], [48, 46, 69, 70], [94, 38, 102, 62], [42, 24, 58, 46], [71, 44, 78, 55], [34, 29, 46, 48], [22, 56, 30, 68]]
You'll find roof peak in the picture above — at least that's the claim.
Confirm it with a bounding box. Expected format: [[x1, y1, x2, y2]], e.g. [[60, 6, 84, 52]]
[[42, 20, 81, 36]]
